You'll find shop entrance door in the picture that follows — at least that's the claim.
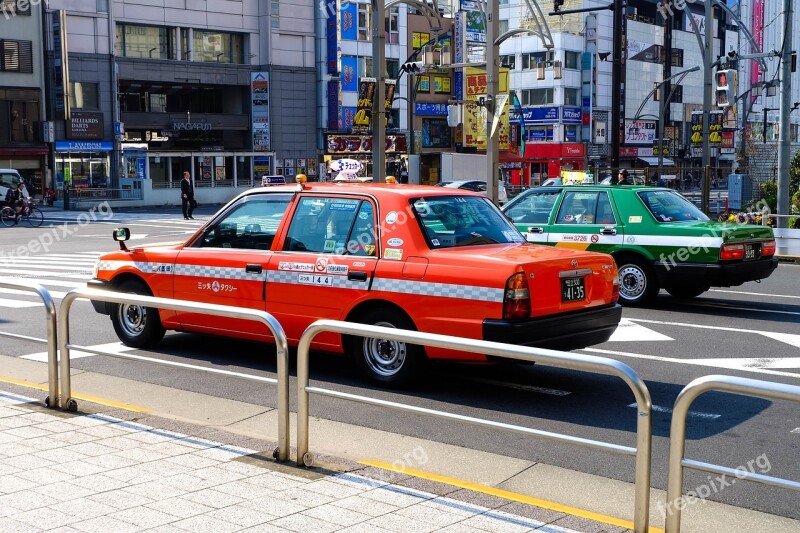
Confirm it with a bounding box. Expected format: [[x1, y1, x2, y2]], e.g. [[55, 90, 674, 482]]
[[529, 162, 546, 187]]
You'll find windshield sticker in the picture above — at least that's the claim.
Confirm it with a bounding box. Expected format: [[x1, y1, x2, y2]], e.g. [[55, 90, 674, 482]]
[[431, 238, 440, 246], [315, 257, 328, 272], [278, 261, 314, 272], [327, 264, 348, 274], [387, 237, 403, 246], [384, 248, 403, 260], [385, 211, 399, 224], [502, 231, 518, 240], [298, 274, 333, 285], [628, 216, 642, 223], [323, 239, 336, 252], [330, 202, 357, 211]]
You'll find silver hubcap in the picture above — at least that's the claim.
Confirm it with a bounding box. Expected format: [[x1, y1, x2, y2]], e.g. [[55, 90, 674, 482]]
[[619, 265, 647, 301], [118, 303, 147, 337], [362, 321, 406, 377]]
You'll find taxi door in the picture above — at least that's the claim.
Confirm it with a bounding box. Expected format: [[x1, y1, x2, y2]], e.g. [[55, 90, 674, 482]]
[[266, 195, 378, 344], [504, 188, 560, 243], [547, 189, 625, 253], [173, 193, 293, 336]]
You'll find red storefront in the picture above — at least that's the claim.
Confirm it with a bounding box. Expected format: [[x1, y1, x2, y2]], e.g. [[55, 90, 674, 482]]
[[501, 143, 586, 187]]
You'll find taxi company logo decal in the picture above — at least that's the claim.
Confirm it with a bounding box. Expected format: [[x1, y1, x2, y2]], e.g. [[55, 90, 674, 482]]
[[212, 281, 220, 292], [563, 235, 588, 242], [385, 211, 399, 224], [327, 264, 349, 274], [387, 237, 403, 247], [278, 261, 314, 272], [591, 234, 600, 243], [315, 258, 328, 272]]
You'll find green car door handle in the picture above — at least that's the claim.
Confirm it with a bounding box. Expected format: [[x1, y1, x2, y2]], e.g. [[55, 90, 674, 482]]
[[527, 227, 544, 234], [600, 228, 617, 236]]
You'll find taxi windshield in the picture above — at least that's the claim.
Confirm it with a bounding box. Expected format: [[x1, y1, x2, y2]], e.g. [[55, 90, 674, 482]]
[[638, 189, 709, 223], [411, 196, 525, 248]]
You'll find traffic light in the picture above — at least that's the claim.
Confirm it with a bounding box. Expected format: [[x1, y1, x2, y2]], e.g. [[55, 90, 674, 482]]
[[401, 61, 425, 75], [714, 69, 735, 107], [554, 0, 564, 12]]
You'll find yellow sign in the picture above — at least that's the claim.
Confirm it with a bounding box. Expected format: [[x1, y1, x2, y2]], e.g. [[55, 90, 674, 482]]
[[463, 67, 510, 150]]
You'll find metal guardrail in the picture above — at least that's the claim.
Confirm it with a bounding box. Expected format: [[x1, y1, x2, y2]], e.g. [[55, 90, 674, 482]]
[[57, 287, 291, 461], [296, 319, 653, 533], [665, 375, 800, 533], [0, 281, 58, 406]]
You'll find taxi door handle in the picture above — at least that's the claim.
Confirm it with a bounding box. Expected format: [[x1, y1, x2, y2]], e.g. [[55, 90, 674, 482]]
[[348, 271, 368, 282], [600, 228, 617, 236], [527, 226, 544, 234], [245, 264, 263, 274]]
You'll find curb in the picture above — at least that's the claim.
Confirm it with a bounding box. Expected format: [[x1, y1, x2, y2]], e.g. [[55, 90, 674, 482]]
[[776, 255, 800, 264]]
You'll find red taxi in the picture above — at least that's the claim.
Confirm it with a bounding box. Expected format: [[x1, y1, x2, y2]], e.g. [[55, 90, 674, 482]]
[[89, 181, 622, 385]]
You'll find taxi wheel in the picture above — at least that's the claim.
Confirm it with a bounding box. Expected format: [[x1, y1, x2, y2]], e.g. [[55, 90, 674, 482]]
[[615, 256, 659, 307], [111, 280, 166, 348], [350, 308, 424, 387], [665, 284, 709, 300]]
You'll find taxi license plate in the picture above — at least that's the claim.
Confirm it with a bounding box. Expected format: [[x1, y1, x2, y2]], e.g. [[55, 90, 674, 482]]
[[561, 277, 586, 302], [744, 243, 761, 261]]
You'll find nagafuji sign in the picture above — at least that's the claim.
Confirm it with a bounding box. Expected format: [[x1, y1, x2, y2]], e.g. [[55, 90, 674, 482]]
[[172, 122, 211, 131]]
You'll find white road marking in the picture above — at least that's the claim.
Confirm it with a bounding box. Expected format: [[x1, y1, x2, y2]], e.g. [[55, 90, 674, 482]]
[[21, 342, 134, 362], [791, 428, 800, 434], [461, 377, 571, 396], [581, 347, 800, 380], [628, 319, 800, 349], [4, 279, 86, 288], [0, 268, 89, 279], [684, 301, 800, 317], [606, 319, 673, 342], [0, 298, 42, 308], [627, 402, 720, 420], [0, 262, 95, 272], [0, 288, 68, 299], [709, 289, 800, 299], [690, 357, 800, 370]]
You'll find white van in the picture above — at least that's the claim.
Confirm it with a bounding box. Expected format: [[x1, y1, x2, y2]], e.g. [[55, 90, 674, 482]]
[[0, 169, 29, 204]]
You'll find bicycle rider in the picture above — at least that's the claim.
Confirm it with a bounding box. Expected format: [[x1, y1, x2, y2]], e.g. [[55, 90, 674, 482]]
[[4, 182, 29, 224]]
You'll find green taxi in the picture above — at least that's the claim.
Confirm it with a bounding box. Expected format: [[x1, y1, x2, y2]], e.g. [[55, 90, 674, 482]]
[[502, 185, 778, 305]]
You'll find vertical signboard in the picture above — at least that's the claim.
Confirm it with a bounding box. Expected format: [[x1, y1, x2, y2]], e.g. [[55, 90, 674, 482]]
[[251, 72, 270, 151], [326, 0, 338, 74], [463, 67, 510, 149], [453, 11, 464, 102], [327, 80, 340, 130], [52, 10, 70, 120], [750, 0, 764, 103], [352, 77, 376, 132], [384, 79, 396, 127], [460, 0, 486, 43]]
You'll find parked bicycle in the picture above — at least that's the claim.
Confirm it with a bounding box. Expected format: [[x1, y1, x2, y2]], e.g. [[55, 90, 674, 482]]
[[0, 200, 44, 227]]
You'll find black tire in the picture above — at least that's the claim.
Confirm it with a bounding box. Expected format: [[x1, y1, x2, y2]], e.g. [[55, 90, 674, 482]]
[[665, 284, 709, 300], [0, 206, 15, 227], [615, 256, 659, 306], [25, 207, 43, 227], [110, 280, 166, 348], [348, 307, 425, 387]]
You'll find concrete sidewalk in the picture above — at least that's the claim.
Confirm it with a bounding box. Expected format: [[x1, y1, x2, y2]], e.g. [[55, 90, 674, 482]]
[[0, 385, 628, 533]]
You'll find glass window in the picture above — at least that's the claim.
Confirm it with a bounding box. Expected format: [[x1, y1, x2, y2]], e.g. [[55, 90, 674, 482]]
[[564, 51, 580, 69], [499, 19, 509, 34], [386, 8, 399, 44], [671, 48, 684, 67], [596, 192, 616, 224], [117, 24, 171, 59], [638, 190, 709, 223], [556, 191, 600, 224], [199, 194, 292, 249], [521, 52, 547, 70], [70, 82, 100, 110], [357, 3, 371, 41], [386, 58, 399, 78], [193, 30, 243, 63], [520, 88, 553, 106], [563, 88, 580, 106], [8, 100, 39, 143], [149, 93, 166, 112], [504, 190, 560, 224], [422, 119, 451, 148], [1, 39, 33, 73], [412, 196, 524, 248], [358, 56, 373, 78], [500, 54, 516, 70], [284, 197, 376, 256]]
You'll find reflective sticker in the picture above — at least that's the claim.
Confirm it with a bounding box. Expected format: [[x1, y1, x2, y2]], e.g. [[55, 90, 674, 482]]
[[628, 216, 642, 223], [431, 239, 440, 246], [152, 265, 173, 273], [353, 261, 366, 267], [387, 237, 403, 246], [299, 274, 333, 285], [385, 211, 399, 224], [591, 234, 600, 243], [327, 264, 349, 275], [315, 257, 328, 272], [323, 240, 336, 252], [384, 248, 403, 260], [278, 261, 314, 272], [627, 236, 636, 243]]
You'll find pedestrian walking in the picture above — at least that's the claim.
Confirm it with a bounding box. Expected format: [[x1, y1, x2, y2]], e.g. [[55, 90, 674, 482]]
[[181, 171, 195, 219]]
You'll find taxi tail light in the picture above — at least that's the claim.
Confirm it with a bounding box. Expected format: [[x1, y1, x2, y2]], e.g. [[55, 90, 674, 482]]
[[612, 274, 620, 303], [503, 272, 531, 320], [762, 240, 776, 257], [719, 243, 744, 260]]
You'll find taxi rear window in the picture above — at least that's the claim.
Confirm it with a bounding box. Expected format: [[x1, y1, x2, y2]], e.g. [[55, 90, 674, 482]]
[[412, 196, 524, 248], [637, 190, 709, 223]]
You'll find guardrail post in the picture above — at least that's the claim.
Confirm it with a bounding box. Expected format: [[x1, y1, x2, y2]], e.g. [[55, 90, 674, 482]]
[[0, 282, 58, 407], [58, 288, 290, 460], [665, 375, 800, 533]]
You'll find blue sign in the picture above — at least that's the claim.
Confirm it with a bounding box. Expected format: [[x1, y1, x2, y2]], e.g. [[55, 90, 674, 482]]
[[565, 128, 577, 141], [341, 56, 358, 92], [520, 106, 559, 124], [137, 158, 146, 180], [326, 4, 338, 74], [55, 141, 113, 152], [525, 128, 553, 141], [327, 80, 340, 130], [562, 106, 582, 124], [454, 71, 463, 101], [114, 122, 124, 135], [340, 3, 357, 40], [415, 103, 448, 116]]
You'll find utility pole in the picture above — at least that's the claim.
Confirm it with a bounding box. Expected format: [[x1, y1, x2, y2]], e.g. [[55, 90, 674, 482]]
[[776, 0, 793, 228], [700, 0, 713, 214], [486, 0, 499, 204], [610, 0, 625, 172], [372, 0, 386, 181]]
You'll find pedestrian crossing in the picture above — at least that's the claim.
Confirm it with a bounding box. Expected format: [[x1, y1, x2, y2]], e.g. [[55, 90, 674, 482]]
[[0, 251, 99, 308]]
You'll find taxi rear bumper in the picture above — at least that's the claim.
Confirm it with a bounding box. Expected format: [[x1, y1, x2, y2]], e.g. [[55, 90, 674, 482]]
[[654, 256, 778, 287], [482, 303, 622, 351]]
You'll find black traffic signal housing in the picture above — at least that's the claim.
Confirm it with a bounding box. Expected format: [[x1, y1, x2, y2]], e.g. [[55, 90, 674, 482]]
[[401, 61, 425, 75], [554, 0, 565, 12]]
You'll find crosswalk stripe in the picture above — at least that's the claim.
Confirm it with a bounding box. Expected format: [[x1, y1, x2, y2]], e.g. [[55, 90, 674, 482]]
[[0, 297, 43, 308], [0, 288, 68, 299], [0, 263, 95, 272], [21, 342, 134, 362], [3, 279, 86, 288], [0, 268, 90, 279]]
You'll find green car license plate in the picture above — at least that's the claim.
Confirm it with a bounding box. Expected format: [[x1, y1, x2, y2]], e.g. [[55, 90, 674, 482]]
[[562, 277, 586, 302], [743, 243, 761, 261]]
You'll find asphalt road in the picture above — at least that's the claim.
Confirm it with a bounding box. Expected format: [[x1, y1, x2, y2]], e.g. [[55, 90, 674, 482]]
[[1, 206, 798, 520]]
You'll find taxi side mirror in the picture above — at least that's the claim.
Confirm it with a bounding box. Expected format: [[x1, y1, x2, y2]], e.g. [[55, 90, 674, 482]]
[[113, 227, 130, 250]]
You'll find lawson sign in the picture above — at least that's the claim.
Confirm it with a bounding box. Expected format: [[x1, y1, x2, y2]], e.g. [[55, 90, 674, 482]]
[[517, 106, 582, 125]]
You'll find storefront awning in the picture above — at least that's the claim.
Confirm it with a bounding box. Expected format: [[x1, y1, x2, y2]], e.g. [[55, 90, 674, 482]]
[[638, 156, 675, 166]]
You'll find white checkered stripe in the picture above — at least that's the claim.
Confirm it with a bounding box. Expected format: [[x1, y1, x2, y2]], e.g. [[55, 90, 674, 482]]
[[96, 260, 173, 273], [173, 264, 263, 280], [267, 270, 357, 289], [371, 277, 504, 303]]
